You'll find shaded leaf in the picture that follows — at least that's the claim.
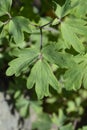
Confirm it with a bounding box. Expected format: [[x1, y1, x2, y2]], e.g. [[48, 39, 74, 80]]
[[15, 96, 29, 117]]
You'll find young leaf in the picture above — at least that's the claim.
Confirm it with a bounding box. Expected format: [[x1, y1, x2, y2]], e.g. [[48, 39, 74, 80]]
[[9, 16, 31, 44], [0, 0, 12, 16], [27, 59, 61, 99], [6, 47, 39, 76]]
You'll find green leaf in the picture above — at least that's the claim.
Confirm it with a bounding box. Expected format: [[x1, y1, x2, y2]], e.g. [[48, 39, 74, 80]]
[[55, 0, 71, 18], [74, 1, 87, 18], [64, 54, 87, 90], [6, 47, 39, 76], [52, 18, 59, 26], [32, 113, 52, 130], [83, 66, 87, 89], [55, 3, 62, 18], [61, 21, 85, 53], [27, 59, 61, 99], [15, 96, 29, 117], [60, 123, 74, 130], [0, 21, 4, 27], [9, 16, 31, 45], [64, 63, 85, 90], [66, 18, 87, 37], [52, 109, 66, 127], [0, 0, 12, 16], [42, 44, 76, 68], [61, 0, 71, 17]]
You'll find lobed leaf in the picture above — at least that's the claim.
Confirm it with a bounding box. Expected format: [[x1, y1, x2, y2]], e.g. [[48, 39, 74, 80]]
[[6, 47, 39, 76], [54, 0, 71, 18], [42, 44, 76, 68], [0, 0, 12, 16], [64, 64, 84, 90], [9, 16, 31, 44], [61, 21, 85, 53], [27, 59, 61, 99]]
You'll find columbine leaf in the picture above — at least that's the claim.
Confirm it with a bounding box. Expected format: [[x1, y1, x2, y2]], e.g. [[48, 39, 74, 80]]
[[9, 16, 31, 44], [54, 0, 71, 18], [61, 0, 71, 17], [65, 54, 87, 90], [27, 59, 61, 99], [64, 63, 85, 90], [0, 0, 12, 16], [15, 96, 29, 117], [61, 21, 85, 53], [83, 68, 87, 89], [6, 47, 39, 76], [42, 44, 76, 68], [52, 109, 66, 127], [32, 113, 52, 130], [74, 1, 87, 18], [60, 123, 74, 130], [66, 18, 87, 37], [55, 3, 62, 18]]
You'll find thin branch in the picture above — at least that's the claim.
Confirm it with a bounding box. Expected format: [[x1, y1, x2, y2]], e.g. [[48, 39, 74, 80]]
[[40, 19, 54, 28], [29, 19, 53, 29], [39, 27, 43, 50]]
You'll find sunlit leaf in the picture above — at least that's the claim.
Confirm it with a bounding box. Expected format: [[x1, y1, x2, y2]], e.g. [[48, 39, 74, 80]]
[[6, 47, 39, 76], [9, 16, 31, 44], [27, 59, 61, 99]]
